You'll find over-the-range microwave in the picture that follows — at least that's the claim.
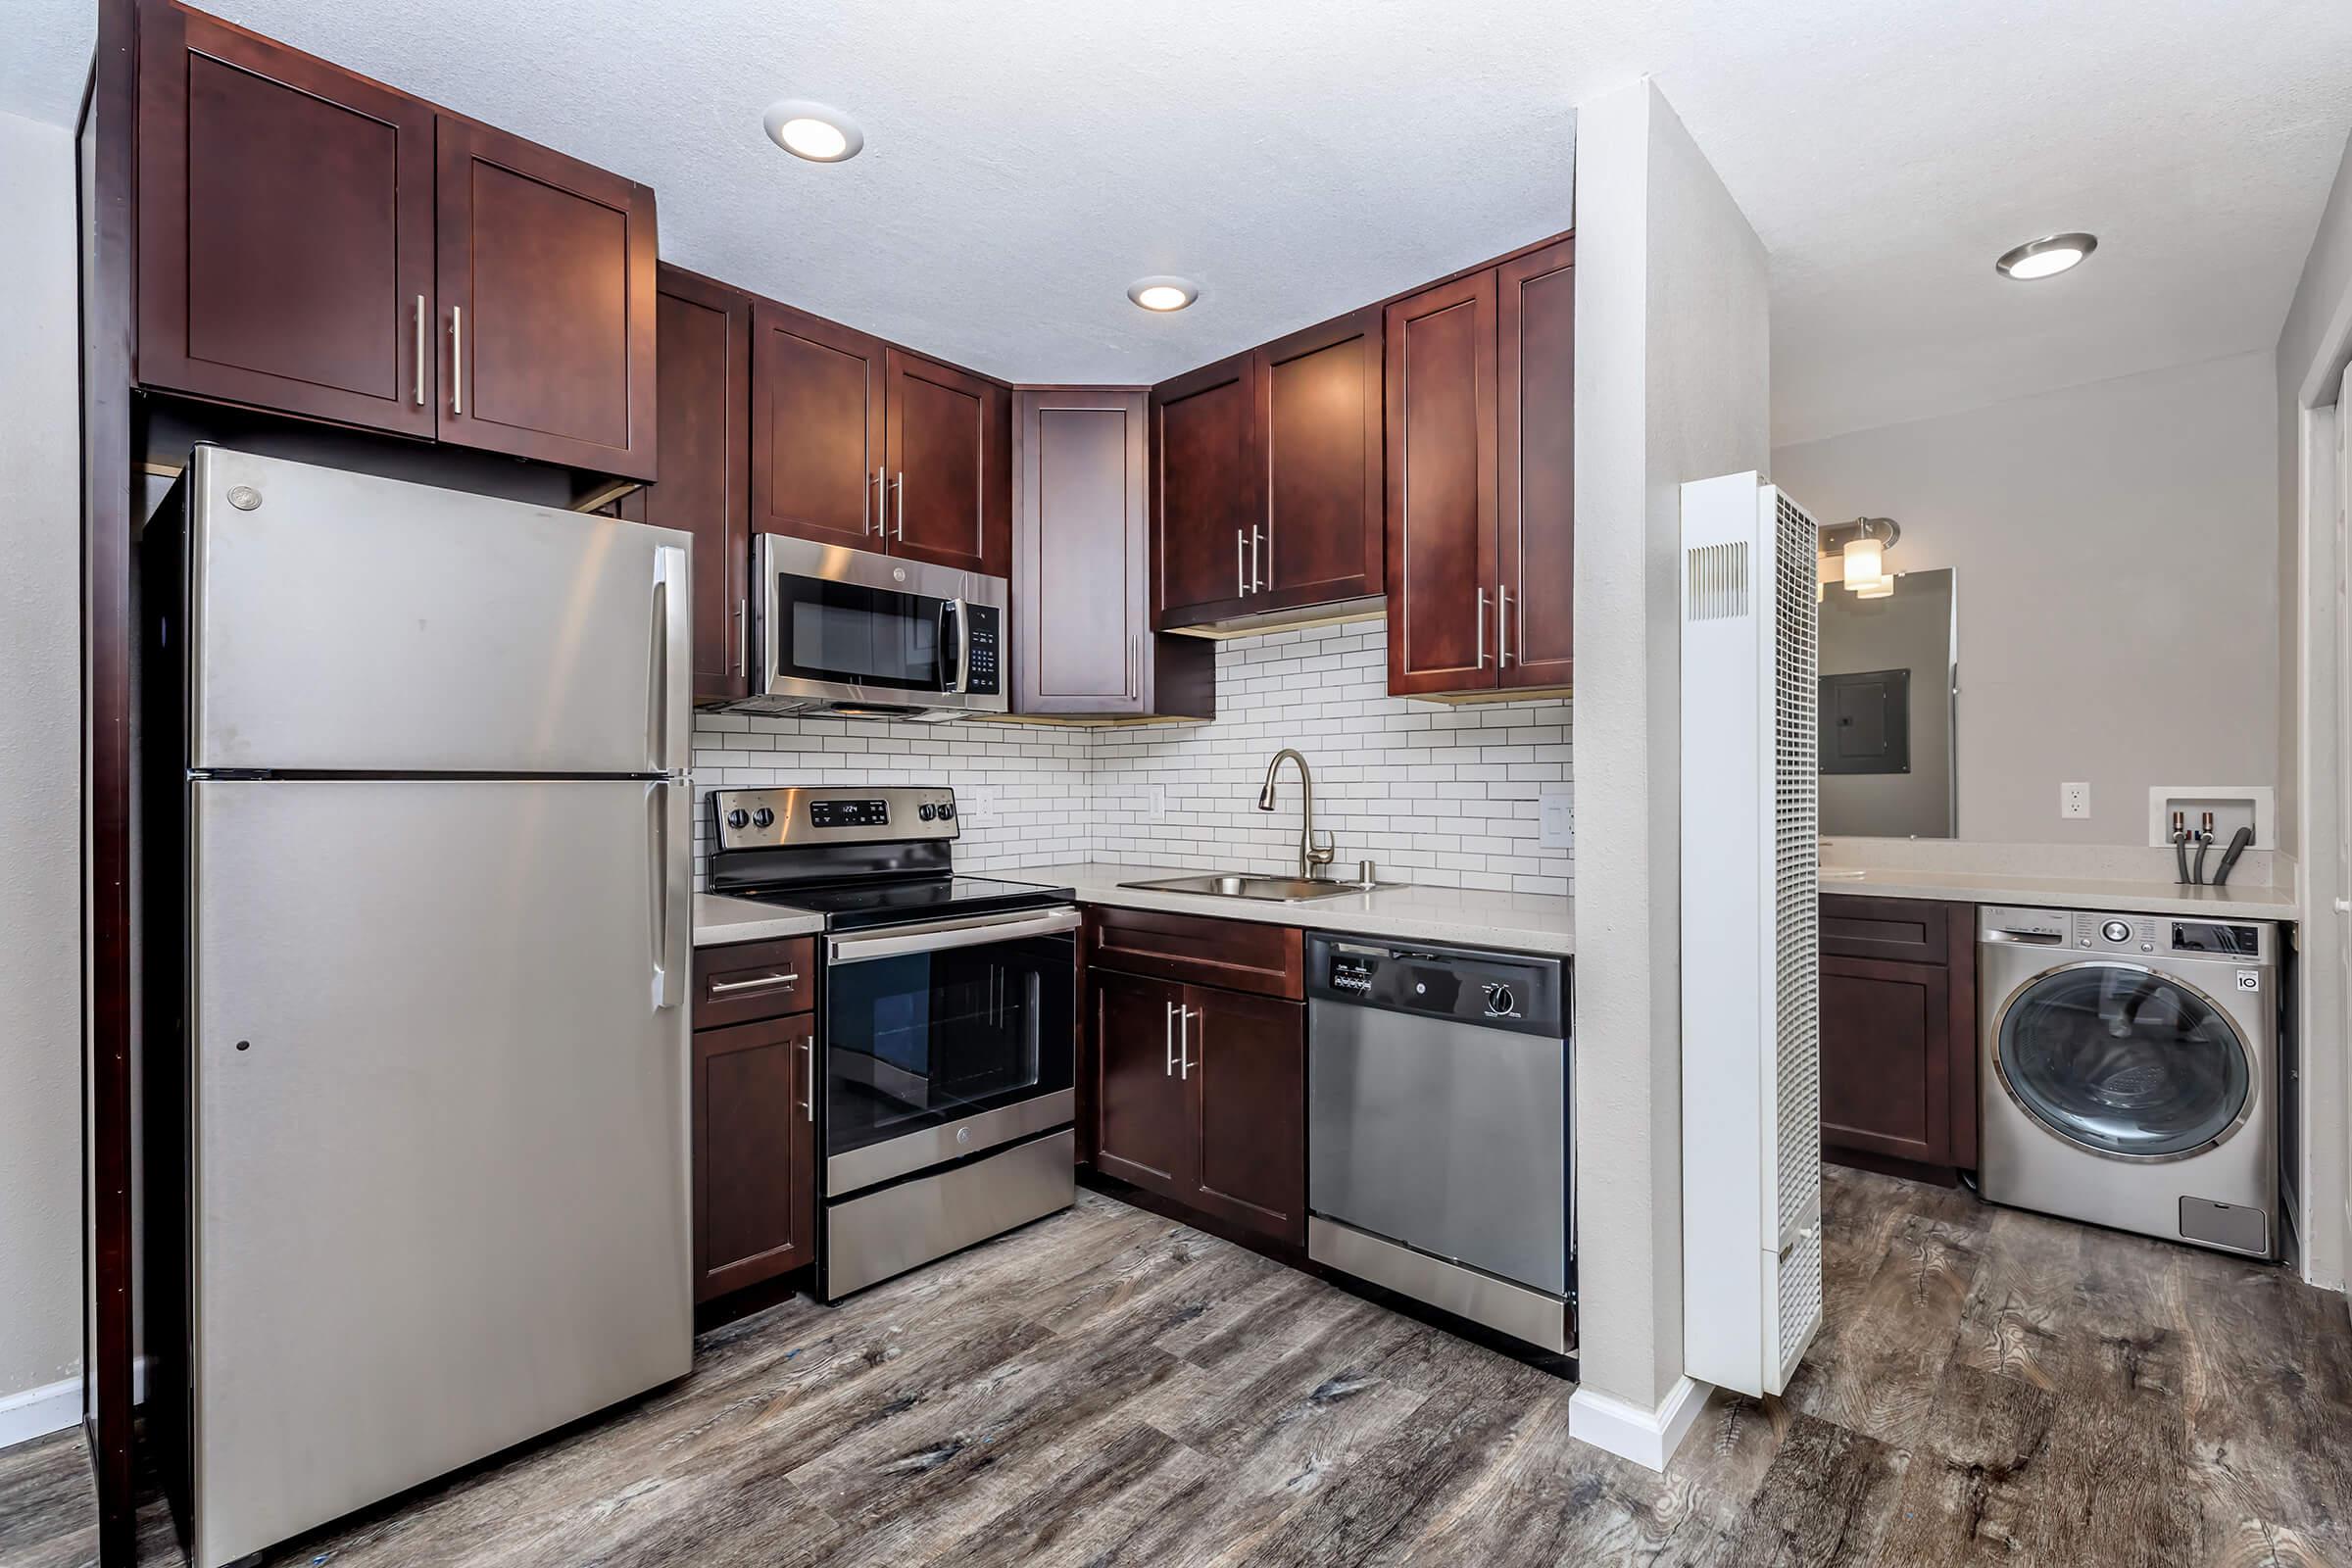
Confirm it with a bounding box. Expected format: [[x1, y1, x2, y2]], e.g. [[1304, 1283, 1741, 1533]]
[[741, 535, 1007, 719]]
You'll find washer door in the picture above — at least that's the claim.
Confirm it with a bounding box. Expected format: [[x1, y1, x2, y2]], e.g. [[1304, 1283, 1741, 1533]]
[[1995, 963, 2252, 1160]]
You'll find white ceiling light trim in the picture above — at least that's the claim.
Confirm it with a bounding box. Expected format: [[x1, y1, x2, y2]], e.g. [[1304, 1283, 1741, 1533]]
[[1127, 276, 1200, 313], [762, 99, 863, 163], [1995, 231, 2097, 281]]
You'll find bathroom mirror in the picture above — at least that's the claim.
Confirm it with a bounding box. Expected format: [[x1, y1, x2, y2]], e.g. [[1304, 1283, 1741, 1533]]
[[1818, 567, 1956, 838]]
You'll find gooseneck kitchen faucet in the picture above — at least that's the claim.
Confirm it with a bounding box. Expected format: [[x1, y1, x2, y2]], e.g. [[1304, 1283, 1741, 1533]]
[[1257, 748, 1337, 881]]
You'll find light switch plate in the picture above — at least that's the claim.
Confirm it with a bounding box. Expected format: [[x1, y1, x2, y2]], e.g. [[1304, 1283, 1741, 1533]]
[[1540, 786, 1573, 850], [2061, 782, 2090, 819]]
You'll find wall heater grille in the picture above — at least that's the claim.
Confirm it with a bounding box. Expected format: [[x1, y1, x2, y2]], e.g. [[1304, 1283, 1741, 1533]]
[[1679, 472, 1824, 1400]]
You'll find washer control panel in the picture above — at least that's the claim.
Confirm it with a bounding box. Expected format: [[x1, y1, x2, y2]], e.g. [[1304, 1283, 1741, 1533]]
[[1984, 906, 2276, 966], [2071, 911, 2159, 954]]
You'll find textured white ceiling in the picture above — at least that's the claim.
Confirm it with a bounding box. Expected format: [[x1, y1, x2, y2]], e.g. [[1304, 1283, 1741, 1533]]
[[6, 2, 2350, 443]]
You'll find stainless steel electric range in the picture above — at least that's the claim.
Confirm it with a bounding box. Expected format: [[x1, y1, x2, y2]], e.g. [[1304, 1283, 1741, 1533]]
[[705, 785, 1078, 1298]]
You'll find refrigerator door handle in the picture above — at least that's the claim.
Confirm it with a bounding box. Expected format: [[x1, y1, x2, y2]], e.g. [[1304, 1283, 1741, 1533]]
[[650, 545, 691, 772], [649, 780, 688, 1010]]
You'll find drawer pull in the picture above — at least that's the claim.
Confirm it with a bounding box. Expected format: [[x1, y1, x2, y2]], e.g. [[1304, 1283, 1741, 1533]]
[[708, 970, 801, 996]]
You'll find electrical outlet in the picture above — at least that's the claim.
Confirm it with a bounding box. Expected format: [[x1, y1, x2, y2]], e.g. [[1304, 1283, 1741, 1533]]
[[1149, 784, 1167, 821], [2061, 782, 2090, 819], [1540, 786, 1574, 850]]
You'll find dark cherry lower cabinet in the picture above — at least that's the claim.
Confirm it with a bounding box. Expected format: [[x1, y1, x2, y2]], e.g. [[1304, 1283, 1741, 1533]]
[[1818, 895, 1978, 1177], [690, 938, 818, 1301], [1087, 965, 1306, 1247]]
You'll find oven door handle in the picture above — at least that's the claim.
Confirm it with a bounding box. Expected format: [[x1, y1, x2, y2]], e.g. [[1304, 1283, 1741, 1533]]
[[827, 906, 1081, 965]]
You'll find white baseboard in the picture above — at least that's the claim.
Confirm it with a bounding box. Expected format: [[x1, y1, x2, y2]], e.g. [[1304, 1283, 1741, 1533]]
[[1568, 1376, 1710, 1472], [0, 1377, 81, 1449]]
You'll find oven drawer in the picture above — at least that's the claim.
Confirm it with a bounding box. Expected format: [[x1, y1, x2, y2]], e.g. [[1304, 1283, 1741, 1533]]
[[824, 1128, 1075, 1298], [693, 936, 816, 1029], [1087, 906, 1303, 1001]]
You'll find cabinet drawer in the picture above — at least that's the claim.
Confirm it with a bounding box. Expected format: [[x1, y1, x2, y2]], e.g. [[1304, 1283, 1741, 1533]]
[[693, 936, 815, 1028], [1820, 895, 1951, 964], [1087, 906, 1303, 1001]]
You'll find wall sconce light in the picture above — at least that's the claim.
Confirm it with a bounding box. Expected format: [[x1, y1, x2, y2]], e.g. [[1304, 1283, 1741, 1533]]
[[1819, 515, 1902, 597]]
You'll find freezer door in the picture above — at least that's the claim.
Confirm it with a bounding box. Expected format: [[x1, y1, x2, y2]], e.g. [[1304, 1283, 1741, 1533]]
[[184, 447, 691, 774], [187, 778, 692, 1568]]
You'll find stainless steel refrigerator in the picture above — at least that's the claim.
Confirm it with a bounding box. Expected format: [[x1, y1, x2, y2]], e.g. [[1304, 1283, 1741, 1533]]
[[159, 449, 695, 1567]]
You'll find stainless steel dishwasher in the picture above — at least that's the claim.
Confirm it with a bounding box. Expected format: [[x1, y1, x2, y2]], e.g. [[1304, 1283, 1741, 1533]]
[[1305, 933, 1572, 1353]]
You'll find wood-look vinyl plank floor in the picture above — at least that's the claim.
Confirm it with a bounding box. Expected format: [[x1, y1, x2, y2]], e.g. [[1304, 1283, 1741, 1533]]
[[6, 1171, 2349, 1568]]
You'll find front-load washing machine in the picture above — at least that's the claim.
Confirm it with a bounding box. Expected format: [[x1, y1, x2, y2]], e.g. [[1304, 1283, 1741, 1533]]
[[1979, 906, 2278, 1258]]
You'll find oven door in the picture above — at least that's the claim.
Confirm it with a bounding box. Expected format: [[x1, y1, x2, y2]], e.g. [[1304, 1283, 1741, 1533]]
[[756, 535, 1006, 714], [823, 906, 1079, 1192]]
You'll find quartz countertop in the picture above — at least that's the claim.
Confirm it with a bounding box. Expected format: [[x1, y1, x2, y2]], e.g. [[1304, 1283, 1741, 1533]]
[[693, 893, 826, 948], [1815, 863, 2297, 922], [993, 861, 1574, 956]]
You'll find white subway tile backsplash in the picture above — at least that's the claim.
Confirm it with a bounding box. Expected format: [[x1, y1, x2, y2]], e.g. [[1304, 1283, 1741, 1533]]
[[690, 620, 1571, 895]]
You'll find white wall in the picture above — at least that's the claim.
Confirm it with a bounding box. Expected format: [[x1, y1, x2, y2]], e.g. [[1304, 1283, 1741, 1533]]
[[0, 108, 86, 1427], [693, 622, 1575, 895], [1773, 351, 2280, 847], [1569, 77, 1771, 1433]]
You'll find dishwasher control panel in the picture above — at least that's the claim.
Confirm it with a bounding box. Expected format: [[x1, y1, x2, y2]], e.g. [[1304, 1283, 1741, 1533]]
[[1305, 934, 1566, 1037]]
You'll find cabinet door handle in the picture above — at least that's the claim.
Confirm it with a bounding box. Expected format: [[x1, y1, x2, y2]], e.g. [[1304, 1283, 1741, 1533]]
[[867, 466, 884, 535], [1236, 529, 1249, 597], [1497, 584, 1512, 669], [800, 1036, 815, 1122], [1179, 1005, 1197, 1080], [707, 970, 800, 996], [892, 471, 906, 540], [1164, 1000, 1178, 1076], [737, 597, 749, 675], [450, 306, 464, 416], [1519, 583, 1529, 665], [1476, 587, 1490, 668], [413, 295, 426, 406], [1250, 526, 1265, 592]]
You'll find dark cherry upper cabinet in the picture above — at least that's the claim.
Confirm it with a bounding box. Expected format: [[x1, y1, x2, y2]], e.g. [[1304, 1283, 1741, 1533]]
[[1152, 352, 1261, 626], [1091, 968, 1192, 1197], [1384, 270, 1498, 695], [1013, 389, 1212, 719], [1819, 895, 1978, 1176], [1256, 309, 1384, 612], [136, 0, 437, 436], [1184, 986, 1306, 1246], [886, 350, 1011, 575], [1497, 239, 1574, 690], [638, 266, 752, 706], [692, 1012, 817, 1301], [750, 301, 888, 552], [1384, 240, 1575, 699], [435, 116, 657, 479]]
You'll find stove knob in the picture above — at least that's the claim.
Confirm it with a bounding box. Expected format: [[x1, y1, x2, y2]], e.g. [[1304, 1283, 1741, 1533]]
[[752, 808, 775, 829], [919, 804, 936, 821], [939, 802, 956, 819], [725, 808, 750, 830], [2101, 919, 2131, 944]]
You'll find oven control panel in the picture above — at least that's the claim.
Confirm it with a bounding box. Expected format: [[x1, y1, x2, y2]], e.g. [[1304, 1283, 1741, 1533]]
[[964, 605, 1002, 696], [710, 785, 958, 851]]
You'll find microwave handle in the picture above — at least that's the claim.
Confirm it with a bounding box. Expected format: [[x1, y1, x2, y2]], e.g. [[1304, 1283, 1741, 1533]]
[[941, 597, 971, 695]]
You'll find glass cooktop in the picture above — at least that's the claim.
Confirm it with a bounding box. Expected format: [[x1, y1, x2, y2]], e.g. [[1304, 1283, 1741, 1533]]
[[730, 874, 1073, 933]]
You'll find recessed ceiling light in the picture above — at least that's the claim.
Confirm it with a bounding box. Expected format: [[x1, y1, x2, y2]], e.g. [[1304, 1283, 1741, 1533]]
[[1127, 276, 1200, 313], [762, 99, 863, 163], [1995, 231, 2097, 281]]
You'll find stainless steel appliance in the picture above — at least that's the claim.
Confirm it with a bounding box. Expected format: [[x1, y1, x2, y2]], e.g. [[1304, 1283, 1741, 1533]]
[[1304, 934, 1573, 1353], [706, 786, 1076, 1297], [1979, 906, 2280, 1258], [745, 535, 1007, 718], [149, 449, 695, 1568]]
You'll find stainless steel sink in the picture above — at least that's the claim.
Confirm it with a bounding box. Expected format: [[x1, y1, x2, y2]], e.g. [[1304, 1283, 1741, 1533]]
[[1118, 872, 1399, 904]]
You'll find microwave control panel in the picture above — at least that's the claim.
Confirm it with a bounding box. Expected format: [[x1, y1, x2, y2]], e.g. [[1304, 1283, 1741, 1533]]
[[965, 605, 1002, 696]]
